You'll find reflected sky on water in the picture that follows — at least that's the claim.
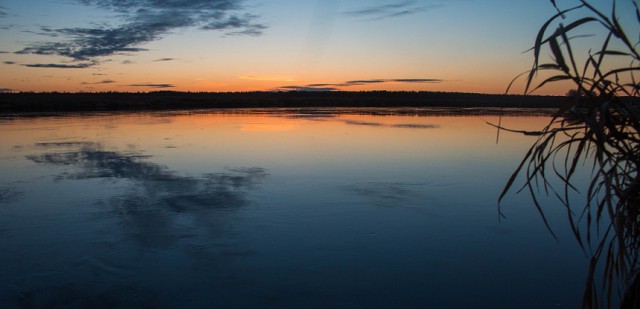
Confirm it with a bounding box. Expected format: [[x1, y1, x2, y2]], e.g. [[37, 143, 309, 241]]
[[0, 109, 587, 307]]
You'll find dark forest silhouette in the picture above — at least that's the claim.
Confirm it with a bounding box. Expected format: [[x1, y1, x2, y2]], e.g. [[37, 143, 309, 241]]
[[0, 91, 564, 113]]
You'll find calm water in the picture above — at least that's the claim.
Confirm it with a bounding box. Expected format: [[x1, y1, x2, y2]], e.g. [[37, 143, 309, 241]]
[[0, 109, 588, 308]]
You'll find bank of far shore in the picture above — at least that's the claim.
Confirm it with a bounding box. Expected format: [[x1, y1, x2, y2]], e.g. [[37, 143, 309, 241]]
[[0, 91, 566, 114]]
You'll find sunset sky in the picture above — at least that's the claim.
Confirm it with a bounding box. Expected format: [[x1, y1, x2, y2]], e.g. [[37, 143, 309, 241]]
[[0, 0, 636, 94]]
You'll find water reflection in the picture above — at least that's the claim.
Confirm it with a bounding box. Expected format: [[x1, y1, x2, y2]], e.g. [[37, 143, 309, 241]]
[[0, 187, 22, 203], [16, 283, 163, 308], [344, 119, 439, 129], [27, 142, 268, 249], [347, 182, 426, 205], [391, 123, 439, 129], [1, 141, 270, 306], [34, 142, 98, 149], [0, 110, 587, 307]]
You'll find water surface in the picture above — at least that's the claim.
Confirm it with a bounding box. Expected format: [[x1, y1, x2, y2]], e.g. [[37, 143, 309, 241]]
[[0, 109, 587, 307]]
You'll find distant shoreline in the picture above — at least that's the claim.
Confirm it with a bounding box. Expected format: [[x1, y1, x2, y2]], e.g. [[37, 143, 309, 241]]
[[0, 91, 565, 114]]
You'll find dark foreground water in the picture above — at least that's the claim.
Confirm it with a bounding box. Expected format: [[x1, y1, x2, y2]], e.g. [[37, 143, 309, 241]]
[[0, 109, 588, 308]]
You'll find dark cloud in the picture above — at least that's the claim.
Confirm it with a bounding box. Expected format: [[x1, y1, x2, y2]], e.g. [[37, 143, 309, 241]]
[[128, 83, 175, 88], [279, 86, 337, 92], [121, 60, 134, 64], [201, 13, 267, 36], [77, 0, 240, 11], [23, 62, 97, 68], [3, 61, 16, 65], [346, 79, 386, 85], [0, 5, 7, 18], [16, 0, 266, 66], [349, 78, 442, 86], [0, 51, 9, 54], [154, 58, 175, 62], [81, 79, 116, 85], [307, 83, 336, 87], [344, 1, 442, 21], [276, 78, 443, 91], [346, 78, 442, 85]]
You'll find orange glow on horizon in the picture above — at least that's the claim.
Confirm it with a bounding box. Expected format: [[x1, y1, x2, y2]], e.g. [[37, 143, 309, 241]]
[[0, 64, 573, 95]]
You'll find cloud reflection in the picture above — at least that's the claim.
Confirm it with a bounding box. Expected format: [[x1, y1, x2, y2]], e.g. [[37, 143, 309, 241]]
[[391, 123, 439, 129], [0, 187, 22, 203], [343, 120, 438, 129], [346, 181, 426, 206], [27, 142, 268, 249], [344, 120, 384, 127]]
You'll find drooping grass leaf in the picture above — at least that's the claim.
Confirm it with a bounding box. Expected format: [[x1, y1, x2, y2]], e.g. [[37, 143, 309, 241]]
[[502, 1, 640, 307]]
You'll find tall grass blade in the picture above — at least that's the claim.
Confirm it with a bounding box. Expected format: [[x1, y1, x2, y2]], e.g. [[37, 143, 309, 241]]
[[501, 1, 640, 306]]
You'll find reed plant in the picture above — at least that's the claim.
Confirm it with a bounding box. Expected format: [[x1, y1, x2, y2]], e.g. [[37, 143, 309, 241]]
[[500, 0, 640, 307]]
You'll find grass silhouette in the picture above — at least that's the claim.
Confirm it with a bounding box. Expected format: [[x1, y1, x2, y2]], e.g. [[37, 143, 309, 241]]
[[501, 1, 640, 307]]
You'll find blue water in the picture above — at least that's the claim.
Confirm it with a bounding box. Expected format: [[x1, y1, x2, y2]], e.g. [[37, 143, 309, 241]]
[[0, 109, 587, 307]]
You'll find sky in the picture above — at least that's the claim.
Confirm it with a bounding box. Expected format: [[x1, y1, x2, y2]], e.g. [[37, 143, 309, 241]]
[[0, 0, 636, 94]]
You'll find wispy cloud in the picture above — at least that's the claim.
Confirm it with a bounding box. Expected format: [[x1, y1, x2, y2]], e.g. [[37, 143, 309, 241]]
[[345, 78, 442, 85], [4, 61, 16, 65], [278, 86, 337, 92], [202, 13, 267, 36], [23, 62, 97, 68], [0, 5, 7, 18], [0, 51, 9, 54], [128, 83, 175, 89], [81, 79, 116, 85], [344, 1, 441, 21], [154, 58, 176, 62], [16, 0, 266, 67], [277, 78, 442, 91]]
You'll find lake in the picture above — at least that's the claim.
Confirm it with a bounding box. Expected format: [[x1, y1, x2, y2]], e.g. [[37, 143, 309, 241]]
[[0, 108, 588, 308]]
